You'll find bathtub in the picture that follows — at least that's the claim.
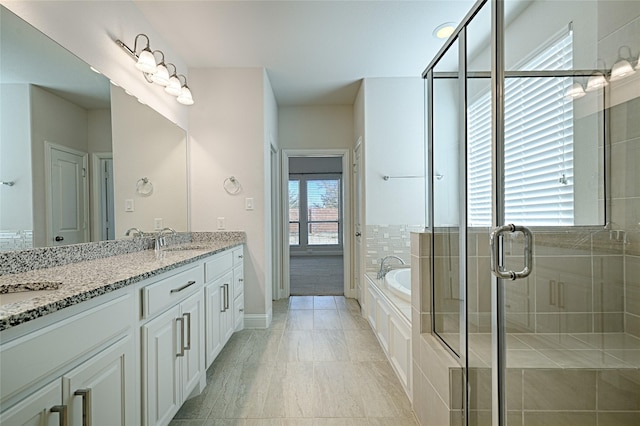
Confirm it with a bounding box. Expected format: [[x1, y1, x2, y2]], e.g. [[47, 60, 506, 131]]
[[385, 268, 411, 301]]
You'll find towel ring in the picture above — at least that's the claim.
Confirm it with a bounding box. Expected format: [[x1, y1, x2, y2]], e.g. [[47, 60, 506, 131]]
[[223, 176, 242, 195], [136, 177, 154, 196]]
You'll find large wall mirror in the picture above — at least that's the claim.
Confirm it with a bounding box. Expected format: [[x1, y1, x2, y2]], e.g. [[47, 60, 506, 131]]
[[0, 6, 188, 252]]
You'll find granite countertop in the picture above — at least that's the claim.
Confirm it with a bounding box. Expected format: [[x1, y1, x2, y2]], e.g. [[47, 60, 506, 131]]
[[0, 234, 244, 331]]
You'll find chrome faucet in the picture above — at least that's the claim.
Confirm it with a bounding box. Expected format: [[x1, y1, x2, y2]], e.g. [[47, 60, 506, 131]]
[[155, 227, 176, 251], [125, 227, 144, 237], [377, 255, 406, 279]]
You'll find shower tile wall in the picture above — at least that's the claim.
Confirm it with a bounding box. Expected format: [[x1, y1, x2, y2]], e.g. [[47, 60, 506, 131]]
[[365, 224, 423, 271], [466, 229, 627, 335]]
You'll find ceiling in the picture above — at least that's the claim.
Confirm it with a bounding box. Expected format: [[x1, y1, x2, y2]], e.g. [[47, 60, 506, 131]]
[[133, 0, 476, 106]]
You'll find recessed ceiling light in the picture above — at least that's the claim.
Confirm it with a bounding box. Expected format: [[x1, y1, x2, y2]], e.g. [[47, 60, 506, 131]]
[[433, 22, 456, 39]]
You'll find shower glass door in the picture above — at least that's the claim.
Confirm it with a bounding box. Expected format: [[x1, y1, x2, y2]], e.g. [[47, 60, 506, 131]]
[[426, 0, 640, 424]]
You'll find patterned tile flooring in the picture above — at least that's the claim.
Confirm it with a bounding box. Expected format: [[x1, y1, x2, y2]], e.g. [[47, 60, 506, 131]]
[[170, 296, 418, 426]]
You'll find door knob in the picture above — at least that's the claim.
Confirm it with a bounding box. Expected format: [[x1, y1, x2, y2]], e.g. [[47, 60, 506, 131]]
[[55, 236, 64, 242], [355, 232, 361, 237]]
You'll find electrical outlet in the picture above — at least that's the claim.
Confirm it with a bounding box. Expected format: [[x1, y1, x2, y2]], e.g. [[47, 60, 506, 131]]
[[125, 199, 134, 212], [217, 217, 225, 229], [154, 218, 163, 230], [245, 197, 254, 210]]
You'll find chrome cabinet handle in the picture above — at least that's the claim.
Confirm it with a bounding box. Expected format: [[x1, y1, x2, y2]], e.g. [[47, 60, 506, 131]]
[[238, 254, 243, 259], [224, 284, 230, 310], [176, 317, 185, 357], [220, 285, 225, 312], [489, 224, 533, 280], [238, 278, 244, 282], [183, 312, 192, 351], [74, 389, 91, 426], [558, 281, 565, 309], [51, 405, 68, 426], [170, 280, 196, 293]]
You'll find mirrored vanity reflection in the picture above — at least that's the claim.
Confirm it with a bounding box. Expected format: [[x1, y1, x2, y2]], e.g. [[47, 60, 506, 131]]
[[0, 6, 188, 252]]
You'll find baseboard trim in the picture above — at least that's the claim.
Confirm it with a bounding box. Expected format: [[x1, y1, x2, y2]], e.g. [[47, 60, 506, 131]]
[[244, 312, 272, 329]]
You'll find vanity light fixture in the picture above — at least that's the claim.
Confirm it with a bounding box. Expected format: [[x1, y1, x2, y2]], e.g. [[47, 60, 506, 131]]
[[610, 46, 636, 81], [115, 33, 194, 105]]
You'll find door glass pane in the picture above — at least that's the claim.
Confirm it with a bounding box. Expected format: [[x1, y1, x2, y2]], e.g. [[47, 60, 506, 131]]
[[432, 38, 461, 356], [465, 2, 493, 425], [307, 179, 340, 245], [289, 180, 300, 246], [308, 222, 339, 245], [500, 1, 635, 424]]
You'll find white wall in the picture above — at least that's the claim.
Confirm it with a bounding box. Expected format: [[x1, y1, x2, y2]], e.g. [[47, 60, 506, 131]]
[[189, 67, 274, 321], [1, 0, 188, 129], [278, 105, 354, 150], [363, 78, 425, 226], [0, 84, 32, 232], [111, 86, 188, 236], [30, 85, 89, 247]]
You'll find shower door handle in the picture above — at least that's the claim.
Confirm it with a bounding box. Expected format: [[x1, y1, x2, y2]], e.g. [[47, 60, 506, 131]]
[[489, 224, 533, 280]]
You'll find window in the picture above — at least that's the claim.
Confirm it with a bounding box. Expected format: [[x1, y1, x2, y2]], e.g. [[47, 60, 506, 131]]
[[289, 175, 342, 248], [468, 30, 574, 226]]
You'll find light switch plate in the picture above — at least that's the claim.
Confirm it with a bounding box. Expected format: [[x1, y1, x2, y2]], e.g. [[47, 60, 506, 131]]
[[245, 197, 254, 210], [154, 218, 163, 230], [125, 199, 134, 212], [217, 217, 225, 229]]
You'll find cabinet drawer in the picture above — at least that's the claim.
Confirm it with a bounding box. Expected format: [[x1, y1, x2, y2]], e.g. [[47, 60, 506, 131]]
[[232, 247, 244, 266], [142, 266, 201, 319], [233, 265, 244, 300], [0, 294, 132, 403], [204, 252, 233, 283]]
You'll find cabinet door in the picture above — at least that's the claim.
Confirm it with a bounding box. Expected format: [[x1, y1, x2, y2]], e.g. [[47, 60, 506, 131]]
[[233, 292, 244, 332], [0, 380, 62, 426], [63, 335, 134, 426], [142, 305, 181, 426], [205, 282, 223, 368], [219, 271, 234, 344], [180, 292, 204, 398]]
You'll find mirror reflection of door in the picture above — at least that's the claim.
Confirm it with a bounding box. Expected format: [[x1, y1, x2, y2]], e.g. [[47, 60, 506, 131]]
[[99, 158, 115, 241], [46, 142, 88, 246]]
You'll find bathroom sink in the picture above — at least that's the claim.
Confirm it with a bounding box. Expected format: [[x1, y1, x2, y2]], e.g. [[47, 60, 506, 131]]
[[0, 282, 61, 306], [162, 244, 211, 252]]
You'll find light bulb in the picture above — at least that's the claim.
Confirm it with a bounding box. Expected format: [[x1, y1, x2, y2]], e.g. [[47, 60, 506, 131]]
[[565, 82, 586, 99], [151, 63, 170, 86], [165, 75, 182, 96], [585, 73, 608, 92], [610, 59, 636, 81], [177, 86, 194, 105], [135, 48, 157, 74]]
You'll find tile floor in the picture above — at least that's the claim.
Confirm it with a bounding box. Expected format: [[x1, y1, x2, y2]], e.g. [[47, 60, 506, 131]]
[[170, 296, 418, 426]]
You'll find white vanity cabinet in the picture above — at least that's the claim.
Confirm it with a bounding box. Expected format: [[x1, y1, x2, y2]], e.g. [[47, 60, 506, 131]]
[[0, 293, 136, 426], [140, 265, 205, 426], [204, 245, 244, 368]]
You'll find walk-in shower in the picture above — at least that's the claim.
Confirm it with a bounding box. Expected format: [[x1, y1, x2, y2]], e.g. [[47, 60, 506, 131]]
[[418, 0, 640, 424]]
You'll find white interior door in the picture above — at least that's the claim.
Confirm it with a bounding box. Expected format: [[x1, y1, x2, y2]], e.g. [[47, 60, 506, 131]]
[[47, 142, 88, 246]]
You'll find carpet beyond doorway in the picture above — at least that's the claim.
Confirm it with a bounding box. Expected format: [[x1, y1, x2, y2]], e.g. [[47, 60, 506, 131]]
[[290, 255, 343, 296]]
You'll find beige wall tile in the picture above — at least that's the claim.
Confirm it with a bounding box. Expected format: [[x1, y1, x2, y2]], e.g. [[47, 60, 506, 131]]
[[597, 369, 640, 411], [597, 412, 640, 426], [523, 412, 596, 426], [523, 370, 596, 410]]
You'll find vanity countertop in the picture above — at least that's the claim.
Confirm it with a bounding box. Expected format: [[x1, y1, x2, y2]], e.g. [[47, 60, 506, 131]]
[[0, 238, 244, 331]]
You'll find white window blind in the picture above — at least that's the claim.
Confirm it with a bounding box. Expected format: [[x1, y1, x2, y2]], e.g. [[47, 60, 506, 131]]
[[468, 31, 574, 226]]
